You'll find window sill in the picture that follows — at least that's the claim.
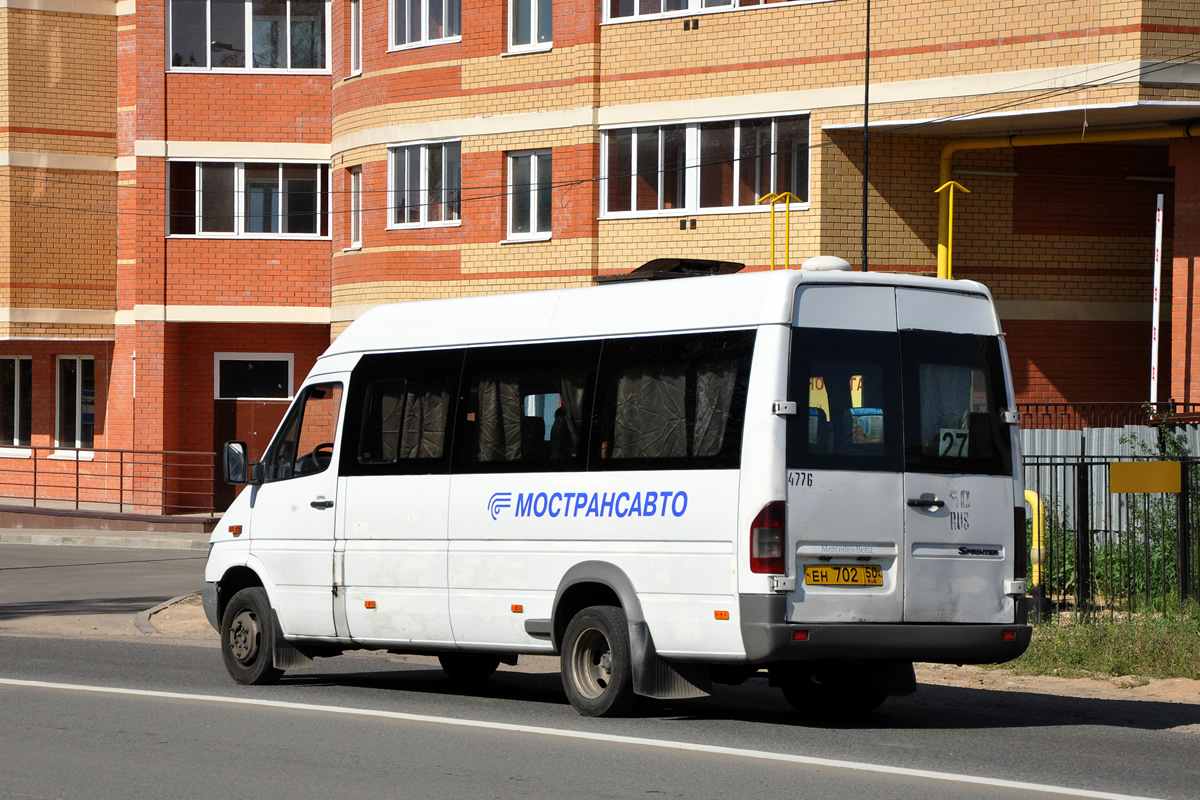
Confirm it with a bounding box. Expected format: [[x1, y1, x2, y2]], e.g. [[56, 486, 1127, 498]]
[[167, 234, 334, 241], [168, 67, 333, 76], [388, 36, 462, 53], [388, 220, 463, 231], [0, 447, 31, 459], [600, 0, 832, 25], [501, 233, 553, 244], [48, 450, 95, 462], [344, 244, 363, 252], [601, 202, 809, 220], [504, 44, 553, 56]]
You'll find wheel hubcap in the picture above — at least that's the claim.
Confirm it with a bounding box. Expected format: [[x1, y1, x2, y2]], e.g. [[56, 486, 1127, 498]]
[[570, 626, 613, 700], [228, 609, 261, 665]]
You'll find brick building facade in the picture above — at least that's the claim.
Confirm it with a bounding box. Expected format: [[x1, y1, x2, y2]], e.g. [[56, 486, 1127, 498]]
[[0, 0, 1198, 510]]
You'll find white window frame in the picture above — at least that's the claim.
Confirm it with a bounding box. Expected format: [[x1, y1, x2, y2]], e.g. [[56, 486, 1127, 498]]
[[55, 356, 95, 452], [603, 0, 809, 24], [508, 0, 552, 53], [348, 166, 363, 249], [0, 356, 31, 454], [506, 150, 552, 241], [214, 353, 296, 401], [389, 0, 462, 50], [167, 0, 332, 73], [600, 114, 810, 219], [168, 161, 331, 239], [349, 0, 363, 75], [387, 140, 463, 229]]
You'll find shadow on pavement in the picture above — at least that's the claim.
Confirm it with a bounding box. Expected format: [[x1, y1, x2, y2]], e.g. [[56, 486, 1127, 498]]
[[0, 596, 174, 620], [272, 660, 1200, 733]]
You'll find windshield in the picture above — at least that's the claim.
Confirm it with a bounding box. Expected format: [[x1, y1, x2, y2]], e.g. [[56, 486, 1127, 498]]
[[787, 327, 1011, 476]]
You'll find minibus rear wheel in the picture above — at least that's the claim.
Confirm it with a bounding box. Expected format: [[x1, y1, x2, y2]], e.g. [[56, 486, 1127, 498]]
[[220, 587, 283, 685], [775, 665, 886, 715], [438, 653, 501, 682], [561, 605, 638, 717]]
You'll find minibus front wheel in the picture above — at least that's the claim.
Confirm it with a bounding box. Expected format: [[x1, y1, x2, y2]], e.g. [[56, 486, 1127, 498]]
[[561, 605, 639, 717], [220, 587, 283, 685]]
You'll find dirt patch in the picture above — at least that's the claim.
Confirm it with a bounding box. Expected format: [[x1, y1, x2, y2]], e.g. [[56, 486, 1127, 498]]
[[915, 662, 1200, 706]]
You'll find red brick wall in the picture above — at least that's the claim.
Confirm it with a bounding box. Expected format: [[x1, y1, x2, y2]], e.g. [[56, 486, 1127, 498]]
[[167, 323, 330, 453], [1014, 144, 1174, 239], [1004, 318, 1157, 404], [1170, 137, 1200, 403]]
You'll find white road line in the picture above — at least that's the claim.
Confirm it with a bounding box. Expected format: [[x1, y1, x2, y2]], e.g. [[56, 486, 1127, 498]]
[[0, 677, 1162, 800]]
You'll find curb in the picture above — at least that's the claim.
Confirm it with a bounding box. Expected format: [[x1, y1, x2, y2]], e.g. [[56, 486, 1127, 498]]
[[135, 593, 200, 634], [0, 531, 210, 551]]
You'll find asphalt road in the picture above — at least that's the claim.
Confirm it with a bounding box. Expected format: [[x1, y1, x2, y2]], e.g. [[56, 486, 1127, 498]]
[[0, 542, 207, 622], [2, 543, 1199, 799]]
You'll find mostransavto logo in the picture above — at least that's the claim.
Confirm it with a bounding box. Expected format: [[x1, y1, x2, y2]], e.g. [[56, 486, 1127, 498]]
[[488, 492, 513, 520], [487, 490, 689, 520]]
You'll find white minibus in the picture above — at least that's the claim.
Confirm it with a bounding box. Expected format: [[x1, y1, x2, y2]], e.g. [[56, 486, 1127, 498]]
[[203, 261, 1030, 717]]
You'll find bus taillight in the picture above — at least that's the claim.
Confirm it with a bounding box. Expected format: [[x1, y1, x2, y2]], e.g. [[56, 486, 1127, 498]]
[[750, 501, 786, 574]]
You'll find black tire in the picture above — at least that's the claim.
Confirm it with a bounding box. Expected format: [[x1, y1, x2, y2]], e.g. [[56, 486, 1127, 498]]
[[776, 666, 887, 715], [438, 653, 501, 682], [560, 605, 639, 717], [220, 587, 283, 685]]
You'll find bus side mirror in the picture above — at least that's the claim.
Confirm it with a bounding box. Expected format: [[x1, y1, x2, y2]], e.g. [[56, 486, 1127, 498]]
[[223, 440, 262, 486]]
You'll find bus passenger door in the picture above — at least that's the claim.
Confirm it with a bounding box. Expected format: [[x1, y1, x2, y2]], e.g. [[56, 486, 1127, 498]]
[[247, 382, 343, 638], [337, 351, 461, 646]]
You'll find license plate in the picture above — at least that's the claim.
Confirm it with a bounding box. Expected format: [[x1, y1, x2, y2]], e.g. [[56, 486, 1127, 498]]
[[805, 564, 883, 587]]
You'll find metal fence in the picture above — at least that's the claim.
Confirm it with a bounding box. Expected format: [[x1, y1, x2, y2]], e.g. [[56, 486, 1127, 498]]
[[0, 446, 216, 516], [1021, 402, 1200, 617]]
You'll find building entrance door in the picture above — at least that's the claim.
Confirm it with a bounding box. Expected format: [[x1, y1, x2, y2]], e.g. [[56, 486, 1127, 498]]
[[212, 399, 289, 511]]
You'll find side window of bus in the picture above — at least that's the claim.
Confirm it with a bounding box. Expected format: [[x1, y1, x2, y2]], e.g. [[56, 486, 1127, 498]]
[[341, 350, 464, 476], [454, 341, 601, 473], [263, 383, 343, 482], [787, 328, 902, 472], [592, 330, 755, 470]]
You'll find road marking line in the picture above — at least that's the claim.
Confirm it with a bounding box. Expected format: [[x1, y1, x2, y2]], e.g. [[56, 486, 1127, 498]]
[[0, 677, 1162, 800]]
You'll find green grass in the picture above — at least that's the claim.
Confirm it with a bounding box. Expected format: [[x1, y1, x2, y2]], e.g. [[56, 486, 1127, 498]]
[[1002, 614, 1200, 681]]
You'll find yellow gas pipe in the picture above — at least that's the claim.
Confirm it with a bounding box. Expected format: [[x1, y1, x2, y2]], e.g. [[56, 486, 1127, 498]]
[[937, 123, 1200, 279]]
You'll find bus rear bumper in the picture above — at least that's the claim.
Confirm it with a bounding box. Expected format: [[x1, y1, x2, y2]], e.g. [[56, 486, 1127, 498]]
[[740, 594, 1032, 665]]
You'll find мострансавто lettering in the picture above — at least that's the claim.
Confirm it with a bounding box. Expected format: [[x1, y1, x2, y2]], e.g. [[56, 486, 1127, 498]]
[[514, 490, 688, 519]]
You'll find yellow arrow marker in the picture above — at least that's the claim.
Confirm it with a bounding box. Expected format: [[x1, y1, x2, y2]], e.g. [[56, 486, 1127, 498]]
[[934, 181, 971, 280]]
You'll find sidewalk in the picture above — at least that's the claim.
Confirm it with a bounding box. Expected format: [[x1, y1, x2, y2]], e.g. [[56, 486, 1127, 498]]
[[0, 528, 210, 551]]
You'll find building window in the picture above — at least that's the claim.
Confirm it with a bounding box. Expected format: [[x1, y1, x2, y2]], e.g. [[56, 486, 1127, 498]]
[[510, 0, 551, 51], [215, 353, 295, 400], [349, 0, 362, 75], [0, 357, 31, 448], [390, 0, 461, 48], [168, 162, 330, 237], [601, 115, 808, 217], [388, 141, 462, 227], [508, 151, 552, 239], [349, 167, 363, 248], [57, 357, 95, 450], [169, 0, 329, 70]]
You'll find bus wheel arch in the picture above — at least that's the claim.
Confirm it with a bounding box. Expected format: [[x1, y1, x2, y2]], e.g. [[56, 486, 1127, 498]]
[[215, 565, 266, 625], [550, 562, 646, 651]]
